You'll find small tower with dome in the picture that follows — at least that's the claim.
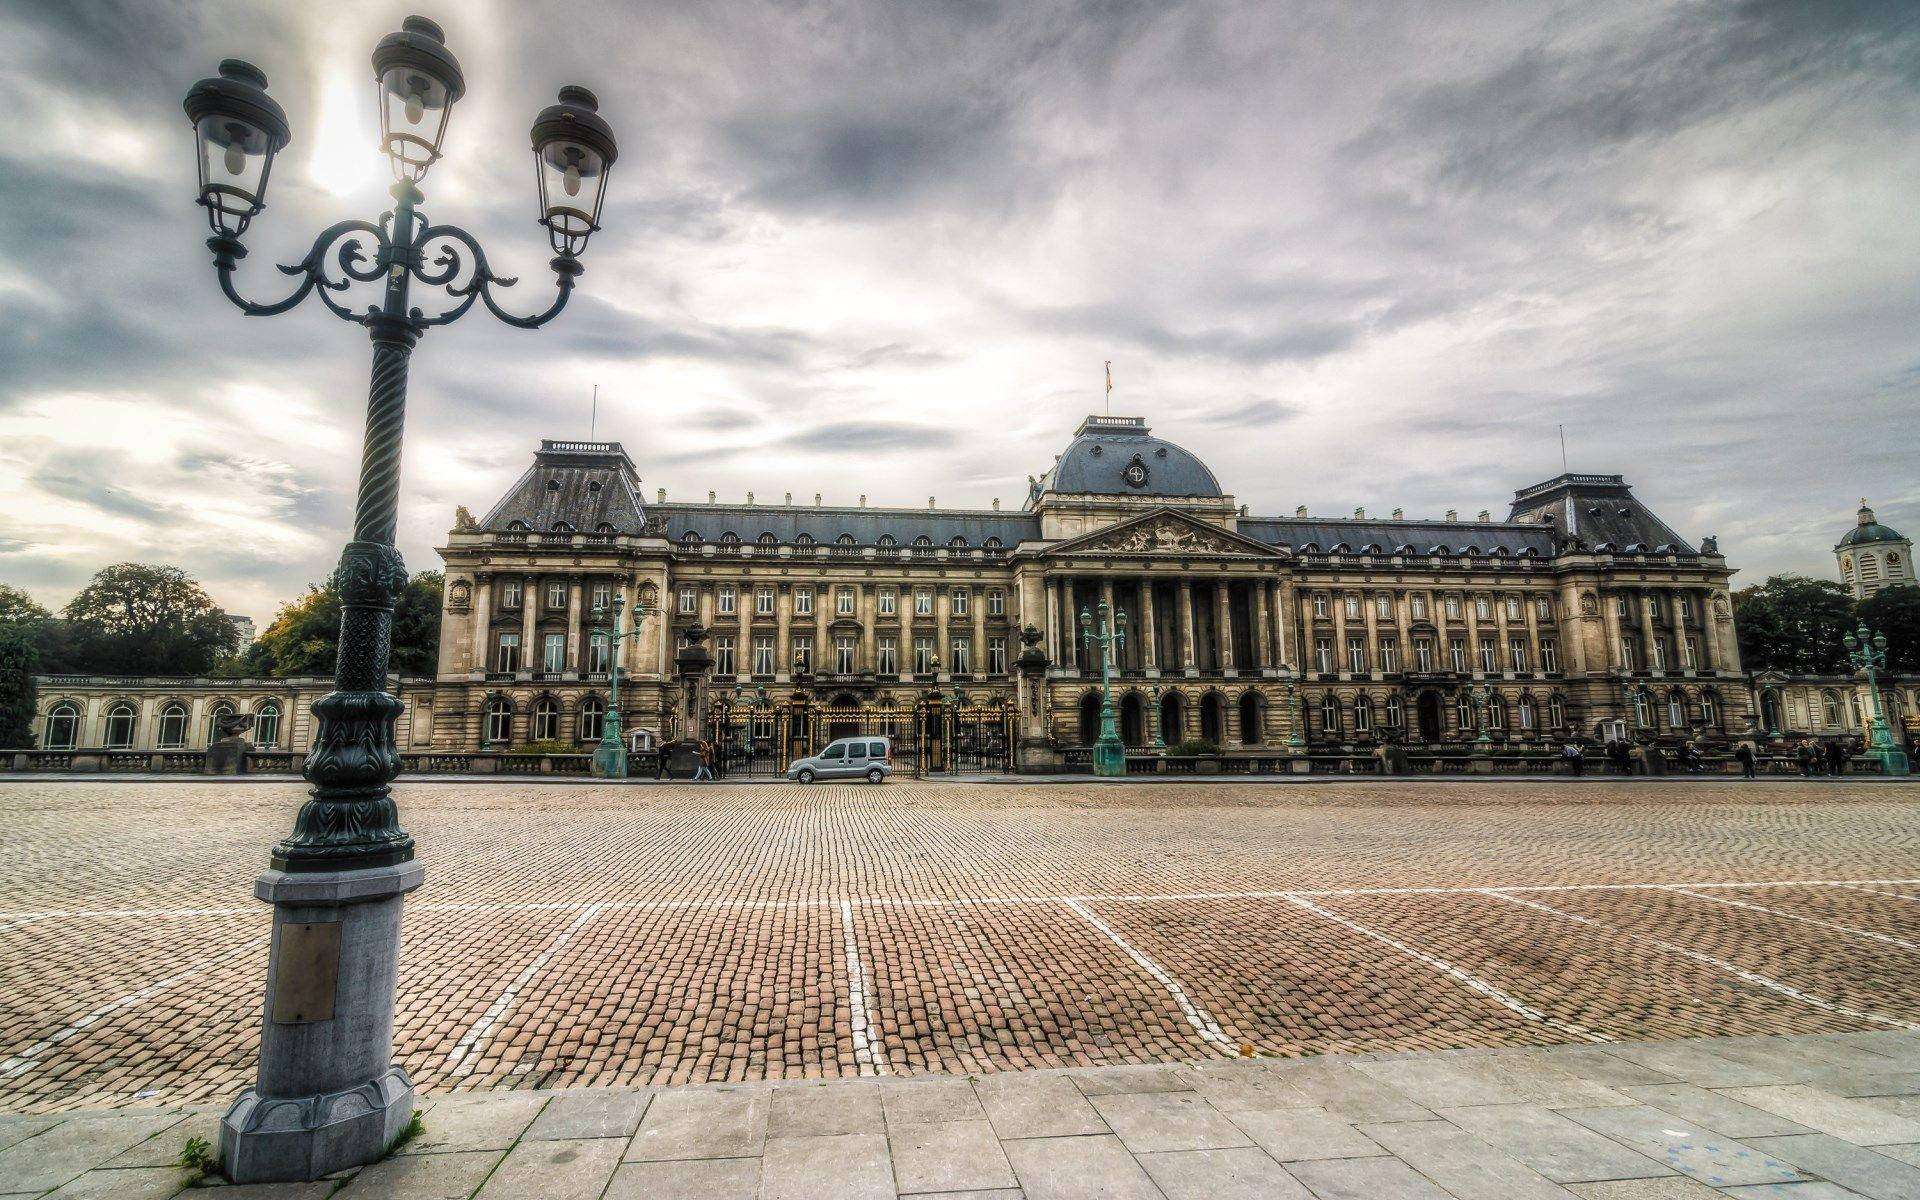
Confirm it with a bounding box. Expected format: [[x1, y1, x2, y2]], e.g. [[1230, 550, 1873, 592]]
[[1836, 500, 1914, 599]]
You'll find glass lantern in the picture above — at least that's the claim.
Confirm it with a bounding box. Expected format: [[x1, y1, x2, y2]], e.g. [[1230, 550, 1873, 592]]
[[530, 86, 619, 256], [182, 60, 289, 237], [370, 15, 465, 181]]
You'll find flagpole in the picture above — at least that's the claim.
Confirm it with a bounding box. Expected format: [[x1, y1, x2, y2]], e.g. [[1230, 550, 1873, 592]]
[[591, 383, 599, 440]]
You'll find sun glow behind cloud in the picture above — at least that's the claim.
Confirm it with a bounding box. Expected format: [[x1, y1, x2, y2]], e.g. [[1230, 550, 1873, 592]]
[[307, 73, 381, 198]]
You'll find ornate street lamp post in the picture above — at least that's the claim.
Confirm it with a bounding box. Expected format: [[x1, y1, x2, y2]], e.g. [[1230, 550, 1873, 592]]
[[1844, 623, 1910, 775], [592, 591, 645, 778], [183, 18, 615, 1183], [1148, 683, 1166, 749], [1469, 683, 1493, 745], [1281, 678, 1305, 747], [1080, 602, 1127, 775]]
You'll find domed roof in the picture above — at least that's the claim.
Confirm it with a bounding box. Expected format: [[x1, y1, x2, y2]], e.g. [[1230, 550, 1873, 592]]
[[1033, 416, 1223, 501], [1838, 500, 1905, 548]]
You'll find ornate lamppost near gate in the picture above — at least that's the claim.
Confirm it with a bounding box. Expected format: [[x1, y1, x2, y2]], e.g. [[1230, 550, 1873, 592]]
[[1844, 623, 1910, 776], [592, 591, 645, 778], [1081, 602, 1127, 775], [182, 16, 616, 1183]]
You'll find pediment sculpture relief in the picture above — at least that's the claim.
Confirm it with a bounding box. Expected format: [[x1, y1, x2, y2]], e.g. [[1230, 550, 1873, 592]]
[[1085, 516, 1245, 555]]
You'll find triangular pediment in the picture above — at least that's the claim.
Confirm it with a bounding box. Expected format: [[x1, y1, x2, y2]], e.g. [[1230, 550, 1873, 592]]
[[1050, 508, 1284, 557]]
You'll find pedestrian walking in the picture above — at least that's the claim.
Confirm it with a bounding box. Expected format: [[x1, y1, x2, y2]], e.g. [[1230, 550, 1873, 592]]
[[1735, 739, 1756, 779], [1826, 739, 1847, 776], [694, 738, 714, 781], [1562, 740, 1585, 776], [1795, 742, 1815, 777], [1606, 738, 1632, 774], [1681, 740, 1703, 773]]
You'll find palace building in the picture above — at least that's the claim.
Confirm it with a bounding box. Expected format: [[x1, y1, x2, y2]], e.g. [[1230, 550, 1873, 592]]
[[423, 414, 1753, 756]]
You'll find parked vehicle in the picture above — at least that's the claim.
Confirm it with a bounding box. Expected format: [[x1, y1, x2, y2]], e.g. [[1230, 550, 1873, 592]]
[[786, 737, 893, 783]]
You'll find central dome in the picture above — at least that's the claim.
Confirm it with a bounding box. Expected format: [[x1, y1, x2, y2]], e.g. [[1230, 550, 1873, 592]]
[[1036, 415, 1224, 500]]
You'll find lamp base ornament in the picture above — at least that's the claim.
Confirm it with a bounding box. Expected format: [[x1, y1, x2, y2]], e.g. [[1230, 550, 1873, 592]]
[[1092, 735, 1126, 777], [220, 862, 424, 1183]]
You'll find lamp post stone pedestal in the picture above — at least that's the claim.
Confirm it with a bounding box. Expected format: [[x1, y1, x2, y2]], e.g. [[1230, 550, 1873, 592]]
[[1081, 602, 1127, 776]]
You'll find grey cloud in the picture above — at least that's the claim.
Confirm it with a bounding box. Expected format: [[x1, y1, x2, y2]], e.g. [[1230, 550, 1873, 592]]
[[1201, 398, 1301, 428], [784, 422, 958, 454]]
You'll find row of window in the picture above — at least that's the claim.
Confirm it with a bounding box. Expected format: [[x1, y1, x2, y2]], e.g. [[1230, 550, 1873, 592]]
[[1311, 593, 1556, 622], [680, 532, 1005, 550], [488, 578, 618, 611], [41, 700, 284, 751], [681, 585, 1006, 618], [1619, 633, 1705, 673], [698, 634, 1007, 677], [1311, 635, 1562, 675], [1312, 691, 1572, 734], [486, 695, 606, 743]]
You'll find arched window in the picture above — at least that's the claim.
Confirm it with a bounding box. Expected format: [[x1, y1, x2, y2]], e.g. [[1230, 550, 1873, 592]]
[[255, 701, 282, 748], [157, 703, 188, 749], [794, 533, 815, 546], [43, 703, 80, 750], [680, 530, 702, 544], [1666, 690, 1687, 729], [1354, 694, 1374, 733], [876, 534, 896, 547], [720, 531, 740, 544], [505, 519, 529, 531], [1700, 690, 1719, 728], [206, 703, 234, 744], [104, 703, 136, 749], [1319, 692, 1341, 735], [1238, 692, 1261, 744], [835, 533, 855, 545], [949, 536, 967, 548], [1487, 694, 1507, 730], [984, 536, 1003, 549], [533, 696, 559, 741], [485, 697, 513, 744], [1384, 694, 1402, 727], [912, 535, 932, 546], [1517, 694, 1536, 730], [1548, 694, 1565, 728], [758, 532, 778, 545], [1822, 690, 1841, 727], [577, 696, 605, 741], [1633, 688, 1654, 729], [1456, 692, 1475, 733]]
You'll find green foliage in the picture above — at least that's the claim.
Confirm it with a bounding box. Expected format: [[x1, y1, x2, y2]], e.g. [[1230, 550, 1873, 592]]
[[0, 583, 50, 627], [63, 564, 238, 676], [252, 572, 442, 679], [1857, 585, 1920, 673], [0, 624, 37, 748], [1732, 575, 1853, 675], [177, 1134, 218, 1178], [386, 1108, 426, 1157], [1169, 737, 1221, 757]]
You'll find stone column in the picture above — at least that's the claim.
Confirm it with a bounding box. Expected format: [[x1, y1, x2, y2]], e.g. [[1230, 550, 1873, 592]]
[[935, 583, 951, 678], [1178, 581, 1198, 675], [519, 575, 537, 675], [1668, 590, 1689, 669], [1521, 591, 1541, 674], [1217, 581, 1235, 673], [1255, 580, 1273, 670], [1044, 578, 1059, 667], [1603, 588, 1628, 671], [469, 572, 493, 677], [814, 586, 830, 674], [775, 585, 792, 681], [1637, 589, 1659, 674], [972, 588, 988, 680], [737, 579, 752, 681], [1360, 591, 1379, 677], [1099, 578, 1116, 671], [565, 576, 583, 675], [1694, 587, 1716, 671], [1393, 590, 1413, 672], [1331, 592, 1349, 678], [1276, 579, 1299, 670], [902, 581, 919, 679], [1492, 590, 1513, 677], [1141, 578, 1159, 673], [860, 584, 877, 672]]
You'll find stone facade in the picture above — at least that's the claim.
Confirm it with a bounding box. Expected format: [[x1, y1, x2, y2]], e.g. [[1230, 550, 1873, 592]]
[[428, 416, 1753, 755], [31, 675, 433, 755]]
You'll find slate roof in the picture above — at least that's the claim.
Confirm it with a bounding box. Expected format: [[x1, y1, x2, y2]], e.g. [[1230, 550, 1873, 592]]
[[1029, 415, 1224, 504], [652, 504, 1040, 547], [1507, 474, 1696, 554], [478, 441, 648, 534], [1837, 502, 1905, 548], [1236, 518, 1555, 556]]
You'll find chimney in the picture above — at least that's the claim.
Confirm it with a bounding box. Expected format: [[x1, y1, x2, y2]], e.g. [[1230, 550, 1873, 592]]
[[814, 493, 822, 507], [784, 491, 792, 506], [746, 491, 754, 505], [1391, 507, 1403, 519], [928, 496, 936, 509], [859, 494, 867, 507], [1445, 508, 1457, 521], [1295, 505, 1307, 518], [1478, 510, 1491, 523], [993, 498, 1001, 511], [707, 490, 716, 504], [656, 488, 666, 503], [1354, 507, 1365, 520]]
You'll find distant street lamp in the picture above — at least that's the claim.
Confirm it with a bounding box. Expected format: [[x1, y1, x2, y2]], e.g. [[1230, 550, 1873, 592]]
[[592, 591, 645, 778], [1280, 678, 1305, 747], [1148, 683, 1166, 749], [1844, 623, 1910, 775], [183, 16, 615, 1184], [1081, 602, 1127, 775], [1469, 683, 1493, 745]]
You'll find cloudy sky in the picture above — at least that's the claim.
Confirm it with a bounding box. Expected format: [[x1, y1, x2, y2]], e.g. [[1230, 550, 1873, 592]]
[[2, 0, 1916, 625]]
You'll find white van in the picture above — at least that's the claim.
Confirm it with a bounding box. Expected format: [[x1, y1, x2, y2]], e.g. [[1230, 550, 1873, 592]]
[[786, 737, 894, 783]]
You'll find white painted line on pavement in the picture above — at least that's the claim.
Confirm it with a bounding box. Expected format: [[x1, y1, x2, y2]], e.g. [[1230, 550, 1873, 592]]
[[1481, 889, 1920, 1031], [839, 900, 887, 1076], [445, 903, 604, 1078], [1663, 886, 1920, 952], [0, 936, 266, 1080], [1834, 883, 1920, 904], [1282, 894, 1605, 1043], [1064, 897, 1239, 1053]]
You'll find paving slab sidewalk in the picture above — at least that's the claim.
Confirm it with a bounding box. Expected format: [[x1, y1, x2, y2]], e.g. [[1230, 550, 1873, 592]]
[[7, 1032, 1920, 1199]]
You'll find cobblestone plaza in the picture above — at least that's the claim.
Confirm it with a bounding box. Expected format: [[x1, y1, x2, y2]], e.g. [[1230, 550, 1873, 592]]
[[3, 779, 1918, 1122]]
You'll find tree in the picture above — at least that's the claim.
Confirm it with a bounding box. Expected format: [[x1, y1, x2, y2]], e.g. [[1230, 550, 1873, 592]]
[[1732, 575, 1854, 675], [62, 564, 239, 676], [0, 584, 50, 628], [252, 571, 442, 679], [0, 624, 37, 748], [1857, 584, 1920, 674]]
